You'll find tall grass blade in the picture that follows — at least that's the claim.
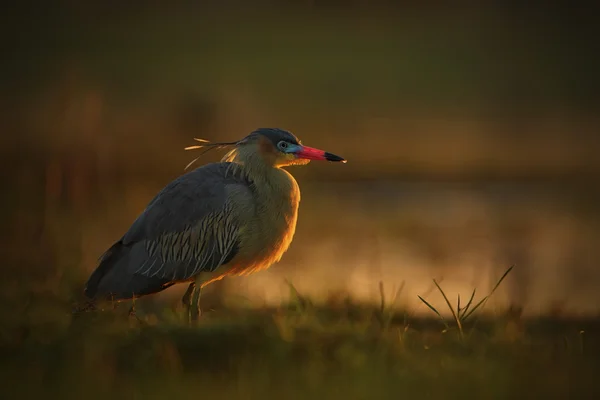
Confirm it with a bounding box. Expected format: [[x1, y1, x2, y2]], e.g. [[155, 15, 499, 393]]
[[418, 296, 449, 329], [284, 279, 308, 312], [489, 265, 514, 294], [463, 265, 514, 321], [433, 279, 463, 338], [462, 297, 487, 321], [459, 288, 477, 319], [379, 281, 385, 314]]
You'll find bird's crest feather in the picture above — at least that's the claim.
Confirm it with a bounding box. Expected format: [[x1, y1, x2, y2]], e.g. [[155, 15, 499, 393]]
[[184, 138, 238, 170]]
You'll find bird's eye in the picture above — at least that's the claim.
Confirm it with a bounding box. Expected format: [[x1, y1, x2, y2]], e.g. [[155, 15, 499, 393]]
[[278, 141, 289, 151]]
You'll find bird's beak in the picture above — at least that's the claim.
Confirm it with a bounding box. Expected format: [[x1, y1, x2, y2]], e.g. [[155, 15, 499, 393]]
[[294, 145, 347, 163]]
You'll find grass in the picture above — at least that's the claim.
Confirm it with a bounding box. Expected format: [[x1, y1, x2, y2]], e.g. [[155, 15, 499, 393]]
[[418, 265, 515, 341], [1, 273, 599, 400]]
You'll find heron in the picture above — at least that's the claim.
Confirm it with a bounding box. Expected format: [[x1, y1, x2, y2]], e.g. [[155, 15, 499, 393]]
[[83, 128, 346, 321]]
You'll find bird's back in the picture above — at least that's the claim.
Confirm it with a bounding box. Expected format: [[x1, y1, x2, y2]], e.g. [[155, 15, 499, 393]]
[[84, 162, 256, 300]]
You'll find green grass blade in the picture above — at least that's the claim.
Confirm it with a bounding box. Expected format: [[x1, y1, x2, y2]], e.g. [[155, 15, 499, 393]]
[[386, 281, 405, 324], [418, 295, 449, 329], [284, 279, 307, 312], [462, 297, 487, 321], [379, 281, 385, 314], [459, 288, 477, 319], [433, 279, 463, 337], [489, 265, 514, 295], [391, 281, 405, 307], [463, 265, 514, 321]]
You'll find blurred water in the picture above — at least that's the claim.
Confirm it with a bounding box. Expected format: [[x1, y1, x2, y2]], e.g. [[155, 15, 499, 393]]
[[121, 179, 599, 317]]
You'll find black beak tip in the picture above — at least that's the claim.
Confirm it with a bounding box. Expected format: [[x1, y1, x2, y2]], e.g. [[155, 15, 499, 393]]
[[324, 152, 347, 163]]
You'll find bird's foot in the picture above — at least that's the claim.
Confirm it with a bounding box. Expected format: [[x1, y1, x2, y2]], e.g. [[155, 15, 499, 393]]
[[186, 302, 203, 326], [181, 308, 202, 326]]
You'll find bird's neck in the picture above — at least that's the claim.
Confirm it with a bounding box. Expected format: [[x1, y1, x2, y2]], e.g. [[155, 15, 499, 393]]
[[223, 147, 300, 203], [223, 146, 275, 181]]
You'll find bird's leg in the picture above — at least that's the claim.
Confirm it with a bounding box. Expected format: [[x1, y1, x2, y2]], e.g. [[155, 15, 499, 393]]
[[189, 285, 202, 323], [128, 299, 143, 324], [189, 273, 211, 324], [181, 282, 195, 323], [128, 299, 136, 316]]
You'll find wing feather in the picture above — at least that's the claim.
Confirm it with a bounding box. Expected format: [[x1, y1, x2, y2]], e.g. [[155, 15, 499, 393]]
[[84, 162, 255, 300]]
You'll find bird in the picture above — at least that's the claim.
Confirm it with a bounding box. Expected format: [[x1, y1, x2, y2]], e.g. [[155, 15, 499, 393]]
[[83, 128, 346, 322]]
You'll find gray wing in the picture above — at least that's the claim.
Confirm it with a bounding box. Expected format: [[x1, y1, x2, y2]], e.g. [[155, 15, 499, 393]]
[[84, 162, 254, 300]]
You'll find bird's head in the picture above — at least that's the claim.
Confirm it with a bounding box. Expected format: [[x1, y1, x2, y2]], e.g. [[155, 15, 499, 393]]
[[241, 128, 346, 167], [185, 128, 346, 170]]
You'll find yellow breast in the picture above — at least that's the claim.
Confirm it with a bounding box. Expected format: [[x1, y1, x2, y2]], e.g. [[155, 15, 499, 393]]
[[222, 168, 301, 278]]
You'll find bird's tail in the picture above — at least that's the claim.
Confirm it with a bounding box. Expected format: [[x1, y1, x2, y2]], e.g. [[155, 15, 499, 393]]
[[83, 241, 176, 302], [83, 241, 124, 300], [72, 242, 124, 314]]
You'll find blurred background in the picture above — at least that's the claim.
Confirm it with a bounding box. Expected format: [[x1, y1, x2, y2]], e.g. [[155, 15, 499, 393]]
[[2, 1, 600, 320]]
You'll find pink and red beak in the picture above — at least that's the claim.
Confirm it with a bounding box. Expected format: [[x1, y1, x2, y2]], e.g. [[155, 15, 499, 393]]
[[294, 145, 346, 163]]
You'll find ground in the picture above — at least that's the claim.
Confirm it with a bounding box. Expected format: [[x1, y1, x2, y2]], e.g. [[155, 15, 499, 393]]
[[1, 291, 599, 400]]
